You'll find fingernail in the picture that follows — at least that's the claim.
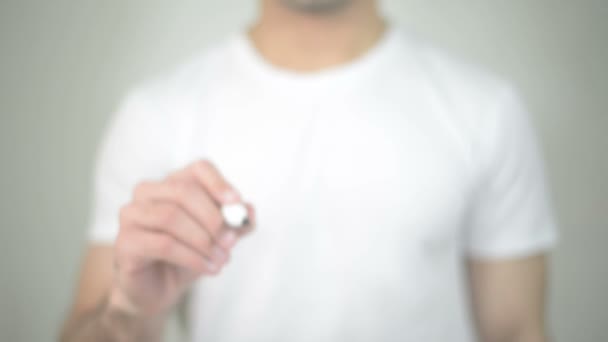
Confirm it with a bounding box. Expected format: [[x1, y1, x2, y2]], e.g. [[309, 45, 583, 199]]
[[222, 190, 240, 203], [211, 246, 227, 262], [206, 261, 218, 272], [220, 231, 238, 248]]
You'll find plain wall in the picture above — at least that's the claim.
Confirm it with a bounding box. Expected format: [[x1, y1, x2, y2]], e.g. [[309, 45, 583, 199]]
[[1, 1, 606, 341]]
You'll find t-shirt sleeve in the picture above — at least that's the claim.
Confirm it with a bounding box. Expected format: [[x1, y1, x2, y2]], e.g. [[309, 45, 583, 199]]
[[88, 88, 176, 244], [465, 86, 559, 259]]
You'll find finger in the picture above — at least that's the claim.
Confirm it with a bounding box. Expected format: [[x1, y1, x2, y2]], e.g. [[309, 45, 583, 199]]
[[132, 180, 227, 241], [116, 229, 219, 275], [189, 160, 241, 205], [120, 202, 228, 265]]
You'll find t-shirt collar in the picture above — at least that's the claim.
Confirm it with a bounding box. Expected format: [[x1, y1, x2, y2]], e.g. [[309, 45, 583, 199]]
[[230, 24, 401, 91]]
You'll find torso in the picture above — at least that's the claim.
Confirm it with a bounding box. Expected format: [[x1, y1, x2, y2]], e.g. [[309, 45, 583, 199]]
[[167, 31, 479, 341]]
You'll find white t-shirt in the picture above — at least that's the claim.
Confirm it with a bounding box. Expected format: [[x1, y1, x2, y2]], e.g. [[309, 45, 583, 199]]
[[89, 26, 558, 341]]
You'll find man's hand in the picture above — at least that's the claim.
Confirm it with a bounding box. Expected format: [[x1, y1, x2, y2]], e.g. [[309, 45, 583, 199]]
[[109, 159, 255, 317]]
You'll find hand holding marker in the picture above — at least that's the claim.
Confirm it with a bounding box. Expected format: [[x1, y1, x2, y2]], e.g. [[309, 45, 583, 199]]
[[109, 160, 255, 316]]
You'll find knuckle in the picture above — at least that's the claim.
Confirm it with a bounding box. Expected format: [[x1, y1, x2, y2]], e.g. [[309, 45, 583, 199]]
[[118, 205, 133, 226], [155, 236, 174, 255], [215, 184, 232, 198], [133, 181, 152, 199], [200, 218, 220, 239], [158, 205, 180, 227], [207, 212, 225, 235], [192, 159, 212, 174], [209, 176, 228, 190], [193, 259, 208, 274], [194, 234, 211, 252], [169, 181, 191, 203], [114, 231, 133, 257], [198, 159, 213, 169]]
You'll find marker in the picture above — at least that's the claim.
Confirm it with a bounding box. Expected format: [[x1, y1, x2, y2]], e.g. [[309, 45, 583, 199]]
[[221, 203, 249, 228]]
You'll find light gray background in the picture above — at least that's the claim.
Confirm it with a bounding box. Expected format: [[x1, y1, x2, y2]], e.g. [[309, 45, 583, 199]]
[[1, 1, 606, 341]]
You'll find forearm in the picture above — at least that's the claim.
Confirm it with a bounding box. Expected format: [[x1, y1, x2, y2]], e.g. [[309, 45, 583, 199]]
[[60, 294, 165, 342], [469, 255, 550, 342]]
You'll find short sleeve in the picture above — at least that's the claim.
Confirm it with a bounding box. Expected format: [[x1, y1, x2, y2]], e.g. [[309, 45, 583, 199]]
[[465, 86, 559, 259], [88, 88, 176, 244]]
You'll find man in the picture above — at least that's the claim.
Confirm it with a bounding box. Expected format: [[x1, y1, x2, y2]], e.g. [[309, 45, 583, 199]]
[[60, 0, 558, 341]]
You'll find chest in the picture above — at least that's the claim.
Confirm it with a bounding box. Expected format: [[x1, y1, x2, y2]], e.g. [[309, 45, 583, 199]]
[[183, 87, 478, 338], [181, 88, 473, 258]]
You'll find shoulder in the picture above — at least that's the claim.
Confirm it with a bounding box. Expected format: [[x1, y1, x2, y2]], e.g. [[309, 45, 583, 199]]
[[390, 28, 533, 178], [396, 28, 524, 137], [123, 35, 237, 112], [101, 36, 237, 157], [399, 29, 515, 106]]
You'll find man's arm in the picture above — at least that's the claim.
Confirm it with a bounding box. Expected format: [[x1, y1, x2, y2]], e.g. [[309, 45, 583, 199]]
[[467, 254, 550, 342], [59, 245, 164, 342], [60, 160, 254, 342]]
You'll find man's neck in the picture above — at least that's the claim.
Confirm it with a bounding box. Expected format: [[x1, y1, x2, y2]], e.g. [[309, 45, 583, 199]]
[[249, 0, 386, 72]]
